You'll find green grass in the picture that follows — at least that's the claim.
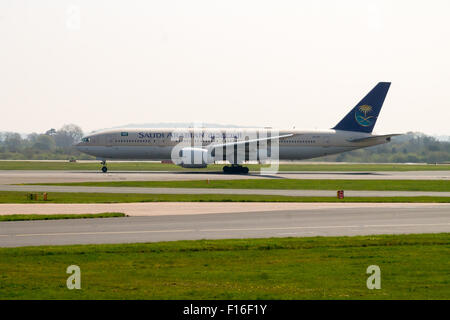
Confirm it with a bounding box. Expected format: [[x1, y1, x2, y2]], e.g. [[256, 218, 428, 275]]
[[0, 212, 125, 222], [1, 161, 449, 171], [0, 191, 449, 203], [0, 233, 448, 299], [37, 179, 450, 192]]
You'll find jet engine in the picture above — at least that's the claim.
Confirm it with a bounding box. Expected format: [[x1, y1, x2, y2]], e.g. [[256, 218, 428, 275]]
[[178, 147, 211, 168]]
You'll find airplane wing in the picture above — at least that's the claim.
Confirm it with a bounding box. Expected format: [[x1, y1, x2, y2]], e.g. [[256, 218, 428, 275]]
[[206, 133, 294, 150], [348, 134, 402, 143]]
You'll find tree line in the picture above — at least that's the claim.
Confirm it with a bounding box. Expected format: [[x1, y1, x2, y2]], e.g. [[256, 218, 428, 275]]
[[316, 132, 450, 163], [0, 124, 94, 160]]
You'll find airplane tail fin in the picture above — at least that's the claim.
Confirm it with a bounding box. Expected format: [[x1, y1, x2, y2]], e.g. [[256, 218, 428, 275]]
[[332, 82, 391, 133]]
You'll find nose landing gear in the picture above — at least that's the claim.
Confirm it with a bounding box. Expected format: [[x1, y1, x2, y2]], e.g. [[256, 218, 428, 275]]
[[222, 165, 249, 174], [101, 160, 107, 173]]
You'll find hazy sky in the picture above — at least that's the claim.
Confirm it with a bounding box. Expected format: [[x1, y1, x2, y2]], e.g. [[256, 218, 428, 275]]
[[1, 0, 449, 135]]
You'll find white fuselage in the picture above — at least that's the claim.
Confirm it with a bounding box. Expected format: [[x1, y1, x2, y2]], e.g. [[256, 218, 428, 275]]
[[76, 128, 390, 163]]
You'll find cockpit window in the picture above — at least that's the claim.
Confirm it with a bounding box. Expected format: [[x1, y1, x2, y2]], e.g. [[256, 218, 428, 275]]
[[82, 137, 90, 142]]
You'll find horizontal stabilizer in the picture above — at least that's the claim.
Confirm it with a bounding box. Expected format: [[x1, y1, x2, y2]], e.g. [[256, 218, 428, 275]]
[[348, 134, 401, 143]]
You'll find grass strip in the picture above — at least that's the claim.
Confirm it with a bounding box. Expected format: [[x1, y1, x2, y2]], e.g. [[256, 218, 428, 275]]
[[0, 191, 449, 203], [34, 179, 450, 192], [0, 233, 448, 299]]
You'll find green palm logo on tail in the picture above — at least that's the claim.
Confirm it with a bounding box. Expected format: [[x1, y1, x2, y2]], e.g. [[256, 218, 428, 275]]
[[355, 105, 374, 127]]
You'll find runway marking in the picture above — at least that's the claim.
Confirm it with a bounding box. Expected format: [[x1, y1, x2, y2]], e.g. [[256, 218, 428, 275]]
[[203, 223, 450, 232], [15, 229, 195, 237], [10, 222, 450, 238], [277, 232, 314, 236], [201, 225, 360, 232], [363, 223, 450, 228]]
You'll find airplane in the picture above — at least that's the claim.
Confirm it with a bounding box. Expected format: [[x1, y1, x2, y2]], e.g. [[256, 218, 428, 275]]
[[75, 82, 400, 173]]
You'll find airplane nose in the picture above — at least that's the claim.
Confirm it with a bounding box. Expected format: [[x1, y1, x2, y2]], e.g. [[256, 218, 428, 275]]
[[74, 142, 83, 151]]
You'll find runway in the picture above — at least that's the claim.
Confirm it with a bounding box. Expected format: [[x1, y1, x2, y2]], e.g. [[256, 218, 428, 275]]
[[2, 184, 450, 197], [0, 169, 449, 184], [1, 203, 449, 247]]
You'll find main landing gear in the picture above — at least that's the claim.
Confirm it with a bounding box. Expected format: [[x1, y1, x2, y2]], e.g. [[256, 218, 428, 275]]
[[101, 160, 107, 173], [223, 165, 249, 174]]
